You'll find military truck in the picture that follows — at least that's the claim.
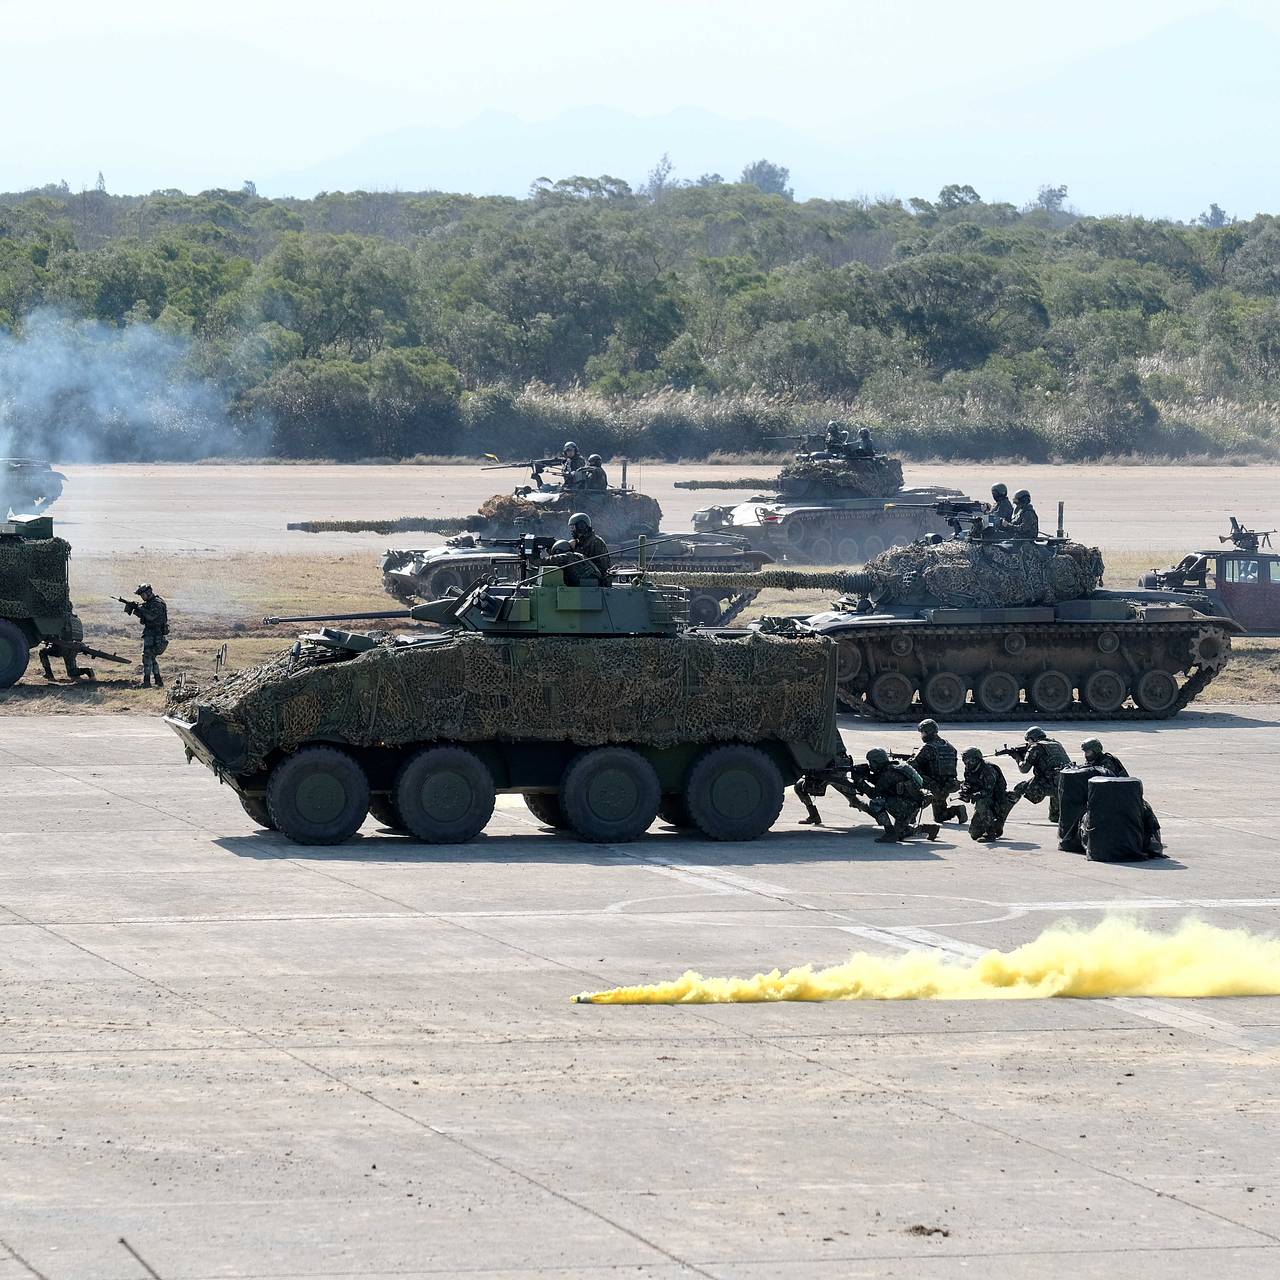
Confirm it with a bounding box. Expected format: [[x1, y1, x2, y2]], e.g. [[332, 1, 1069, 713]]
[[165, 537, 843, 845], [0, 515, 128, 687], [2, 459, 67, 516], [680, 443, 971, 564], [1139, 518, 1280, 636], [381, 529, 774, 626]]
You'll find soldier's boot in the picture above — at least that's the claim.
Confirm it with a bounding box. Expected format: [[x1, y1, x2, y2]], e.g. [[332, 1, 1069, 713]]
[[141, 670, 152, 688], [1048, 798, 1060, 824], [873, 816, 900, 844], [153, 667, 164, 689], [799, 813, 822, 826], [945, 804, 968, 824], [920, 824, 940, 841]]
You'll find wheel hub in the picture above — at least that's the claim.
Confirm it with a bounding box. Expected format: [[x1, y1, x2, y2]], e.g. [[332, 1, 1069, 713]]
[[295, 773, 347, 824], [420, 771, 472, 822]]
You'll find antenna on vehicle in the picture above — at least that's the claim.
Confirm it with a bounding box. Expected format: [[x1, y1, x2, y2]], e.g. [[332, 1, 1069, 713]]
[[1057, 501, 1065, 540]]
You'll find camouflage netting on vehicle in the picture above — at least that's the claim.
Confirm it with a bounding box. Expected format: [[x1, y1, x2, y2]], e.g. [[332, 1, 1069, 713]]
[[858, 538, 1105, 608], [0, 536, 73, 621], [180, 631, 837, 776], [474, 490, 663, 542], [775, 457, 905, 500]]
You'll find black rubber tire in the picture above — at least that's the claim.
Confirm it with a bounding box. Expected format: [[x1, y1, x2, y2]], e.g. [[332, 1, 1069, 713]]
[[687, 593, 722, 627], [657, 795, 695, 828], [238, 794, 275, 830], [0, 619, 32, 688], [267, 747, 370, 845], [685, 744, 785, 841], [429, 568, 465, 598], [524, 792, 569, 829], [369, 795, 407, 831], [395, 746, 495, 843], [560, 747, 661, 843]]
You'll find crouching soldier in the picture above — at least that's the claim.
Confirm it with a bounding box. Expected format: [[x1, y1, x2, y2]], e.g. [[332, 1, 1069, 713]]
[[863, 749, 938, 844], [1004, 726, 1072, 824], [910, 718, 967, 825], [1080, 738, 1164, 855], [960, 747, 1008, 843]]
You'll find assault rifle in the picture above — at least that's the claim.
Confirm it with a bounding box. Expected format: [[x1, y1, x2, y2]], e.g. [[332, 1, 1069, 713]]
[[763, 433, 822, 447], [993, 743, 1029, 762], [1221, 516, 1275, 552]]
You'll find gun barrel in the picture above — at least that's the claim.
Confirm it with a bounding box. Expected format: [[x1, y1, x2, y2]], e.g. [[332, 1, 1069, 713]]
[[263, 610, 412, 625]]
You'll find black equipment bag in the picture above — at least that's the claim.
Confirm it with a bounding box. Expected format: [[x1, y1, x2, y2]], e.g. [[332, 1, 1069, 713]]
[[1057, 765, 1104, 853], [1082, 776, 1147, 862]]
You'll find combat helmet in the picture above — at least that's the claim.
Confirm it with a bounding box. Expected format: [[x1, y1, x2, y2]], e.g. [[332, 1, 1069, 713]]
[[587, 453, 602, 465], [563, 441, 579, 453], [961, 747, 983, 764], [865, 748, 890, 768], [1080, 738, 1103, 757], [550, 539, 574, 555], [135, 583, 153, 597], [917, 718, 938, 737], [568, 512, 592, 536], [1014, 488, 1031, 504], [1025, 726, 1047, 742], [991, 482, 1008, 498]]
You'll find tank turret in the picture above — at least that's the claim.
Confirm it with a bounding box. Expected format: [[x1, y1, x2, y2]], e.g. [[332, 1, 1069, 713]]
[[2, 459, 67, 517]]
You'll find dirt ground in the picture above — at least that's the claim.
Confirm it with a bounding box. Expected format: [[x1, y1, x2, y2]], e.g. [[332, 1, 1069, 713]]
[[3, 462, 1277, 712]]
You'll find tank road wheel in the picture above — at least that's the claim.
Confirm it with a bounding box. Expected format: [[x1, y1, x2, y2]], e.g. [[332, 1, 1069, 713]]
[[862, 535, 886, 559], [658, 795, 695, 829], [868, 671, 915, 717], [267, 747, 370, 845], [687, 593, 723, 627], [395, 746, 496, 843], [524, 792, 569, 829], [1135, 669, 1179, 715], [428, 568, 465, 598], [808, 536, 834, 563], [1082, 670, 1128, 714], [834, 535, 860, 564], [561, 747, 661, 843], [0, 619, 32, 688], [238, 794, 276, 830], [976, 671, 1020, 716], [369, 795, 407, 832], [836, 641, 863, 683], [1029, 669, 1074, 715], [685, 745, 785, 842], [922, 672, 967, 717]]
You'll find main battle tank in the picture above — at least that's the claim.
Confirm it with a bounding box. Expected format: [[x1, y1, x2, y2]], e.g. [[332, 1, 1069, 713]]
[[681, 444, 971, 564], [0, 514, 127, 686], [165, 537, 843, 846], [288, 457, 663, 545], [2, 459, 67, 516], [381, 529, 774, 626]]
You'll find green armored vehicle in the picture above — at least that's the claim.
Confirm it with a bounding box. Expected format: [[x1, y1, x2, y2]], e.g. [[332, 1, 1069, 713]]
[[0, 515, 127, 686], [165, 537, 842, 845], [2, 459, 67, 516]]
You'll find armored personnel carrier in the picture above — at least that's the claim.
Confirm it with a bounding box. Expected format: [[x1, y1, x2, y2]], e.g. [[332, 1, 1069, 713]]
[[381, 529, 773, 626], [165, 537, 843, 846], [2, 459, 67, 516], [0, 515, 127, 687], [680, 443, 971, 564], [288, 457, 663, 545]]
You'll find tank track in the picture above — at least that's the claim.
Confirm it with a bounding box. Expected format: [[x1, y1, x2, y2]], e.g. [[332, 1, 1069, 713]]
[[832, 620, 1230, 722], [711, 590, 761, 627]]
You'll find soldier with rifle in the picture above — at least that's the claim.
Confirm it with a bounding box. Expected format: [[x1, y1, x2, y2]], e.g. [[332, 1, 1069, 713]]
[[959, 747, 1008, 842], [793, 756, 877, 826], [561, 441, 586, 485], [1080, 738, 1164, 855], [862, 748, 938, 844], [903, 718, 967, 825], [998, 726, 1072, 824], [118, 583, 169, 688]]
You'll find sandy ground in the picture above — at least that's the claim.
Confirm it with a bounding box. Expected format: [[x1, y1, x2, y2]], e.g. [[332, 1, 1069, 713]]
[[2, 709, 1279, 1277]]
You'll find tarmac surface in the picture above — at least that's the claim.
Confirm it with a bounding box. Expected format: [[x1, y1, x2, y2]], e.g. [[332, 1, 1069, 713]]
[[3, 708, 1279, 1277], [51, 461, 1280, 557]]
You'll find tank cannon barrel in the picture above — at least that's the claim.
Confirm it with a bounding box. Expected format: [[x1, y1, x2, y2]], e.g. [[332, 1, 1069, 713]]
[[263, 609, 414, 625], [673, 477, 777, 491], [287, 517, 476, 536], [648, 568, 876, 594]]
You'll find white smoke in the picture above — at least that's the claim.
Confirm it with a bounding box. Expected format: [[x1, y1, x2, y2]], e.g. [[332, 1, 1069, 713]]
[[0, 309, 268, 463]]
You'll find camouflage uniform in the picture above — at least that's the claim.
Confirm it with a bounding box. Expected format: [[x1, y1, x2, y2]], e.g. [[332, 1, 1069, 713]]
[[580, 456, 609, 491], [911, 730, 966, 823], [546, 541, 603, 587], [571, 528, 612, 578], [852, 427, 876, 458], [990, 486, 1014, 523], [1003, 491, 1039, 540], [127, 588, 169, 687], [561, 444, 586, 489], [865, 751, 935, 843], [1081, 739, 1163, 854], [1008, 733, 1072, 823], [960, 752, 1007, 841]]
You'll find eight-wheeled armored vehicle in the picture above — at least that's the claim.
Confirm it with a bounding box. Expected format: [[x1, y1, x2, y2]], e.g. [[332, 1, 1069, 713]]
[[165, 537, 843, 846], [2, 459, 67, 516]]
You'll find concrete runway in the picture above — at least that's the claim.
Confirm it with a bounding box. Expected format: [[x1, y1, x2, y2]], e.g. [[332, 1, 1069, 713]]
[[3, 709, 1279, 1277]]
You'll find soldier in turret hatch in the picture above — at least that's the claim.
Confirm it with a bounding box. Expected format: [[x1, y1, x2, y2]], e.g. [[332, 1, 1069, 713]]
[[568, 512, 611, 579], [990, 482, 1014, 523], [561, 441, 586, 488], [580, 454, 609, 491], [852, 426, 876, 458], [822, 420, 850, 458], [1000, 489, 1039, 540], [547, 539, 602, 587]]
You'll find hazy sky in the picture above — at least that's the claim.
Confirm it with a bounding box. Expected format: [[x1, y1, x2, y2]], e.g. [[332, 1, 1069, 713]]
[[5, 0, 1278, 212]]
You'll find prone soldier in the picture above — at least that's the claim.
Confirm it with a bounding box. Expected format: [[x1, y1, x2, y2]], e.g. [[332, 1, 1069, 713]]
[[118, 583, 169, 688], [907, 718, 968, 825], [959, 747, 1008, 842], [862, 748, 938, 844], [1080, 737, 1164, 855], [1000, 726, 1072, 823]]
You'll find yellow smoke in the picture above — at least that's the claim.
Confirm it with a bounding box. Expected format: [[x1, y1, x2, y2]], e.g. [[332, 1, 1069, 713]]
[[574, 919, 1280, 1004]]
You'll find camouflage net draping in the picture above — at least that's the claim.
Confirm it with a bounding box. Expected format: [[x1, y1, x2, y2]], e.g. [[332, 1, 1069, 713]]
[[775, 456, 904, 500], [178, 631, 837, 776], [0, 536, 73, 621]]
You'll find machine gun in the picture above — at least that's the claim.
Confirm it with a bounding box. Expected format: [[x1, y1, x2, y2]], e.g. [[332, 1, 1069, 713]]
[[1221, 516, 1275, 552], [886, 498, 992, 537], [763, 433, 822, 449], [993, 743, 1029, 763]]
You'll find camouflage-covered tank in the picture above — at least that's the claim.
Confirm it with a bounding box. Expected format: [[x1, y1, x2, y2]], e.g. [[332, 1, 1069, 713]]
[[288, 457, 662, 545], [681, 447, 972, 564], [381, 529, 773, 626], [654, 532, 1237, 720], [165, 538, 843, 845], [0, 515, 126, 686], [2, 459, 67, 516]]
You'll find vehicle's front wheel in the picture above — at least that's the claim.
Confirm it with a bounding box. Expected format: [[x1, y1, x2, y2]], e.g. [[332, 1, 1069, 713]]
[[0, 619, 32, 689], [395, 746, 495, 843], [238, 794, 276, 830], [561, 747, 660, 843], [267, 747, 370, 845], [685, 744, 784, 841]]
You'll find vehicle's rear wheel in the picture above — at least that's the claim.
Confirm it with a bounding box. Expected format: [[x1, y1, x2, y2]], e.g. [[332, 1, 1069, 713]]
[[687, 593, 722, 627], [395, 746, 495, 842], [238, 794, 275, 830], [1029, 669, 1074, 714], [657, 795, 695, 828], [685, 745, 784, 841], [976, 670, 1020, 715], [0, 619, 32, 688], [560, 747, 660, 843], [834, 536, 860, 564], [1134, 669, 1179, 714], [267, 747, 370, 845], [808, 536, 834, 563], [868, 671, 915, 717], [524, 792, 569, 829], [1082, 669, 1127, 714], [836, 640, 863, 682], [922, 672, 967, 717], [369, 795, 407, 831]]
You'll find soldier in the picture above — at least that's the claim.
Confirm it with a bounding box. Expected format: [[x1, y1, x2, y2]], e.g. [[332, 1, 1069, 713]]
[[580, 453, 609, 491], [568, 512, 611, 579], [990, 482, 1014, 523], [546, 539, 603, 587], [863, 748, 938, 844], [793, 760, 872, 827], [852, 426, 876, 458], [822, 420, 850, 458], [959, 747, 1008, 842], [1080, 738, 1164, 854], [561, 442, 586, 487], [1004, 726, 1072, 824], [1000, 489, 1039, 540], [910, 719, 968, 825], [121, 583, 169, 688]]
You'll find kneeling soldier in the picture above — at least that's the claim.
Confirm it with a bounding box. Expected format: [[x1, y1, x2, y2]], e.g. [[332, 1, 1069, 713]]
[[960, 747, 1008, 842]]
